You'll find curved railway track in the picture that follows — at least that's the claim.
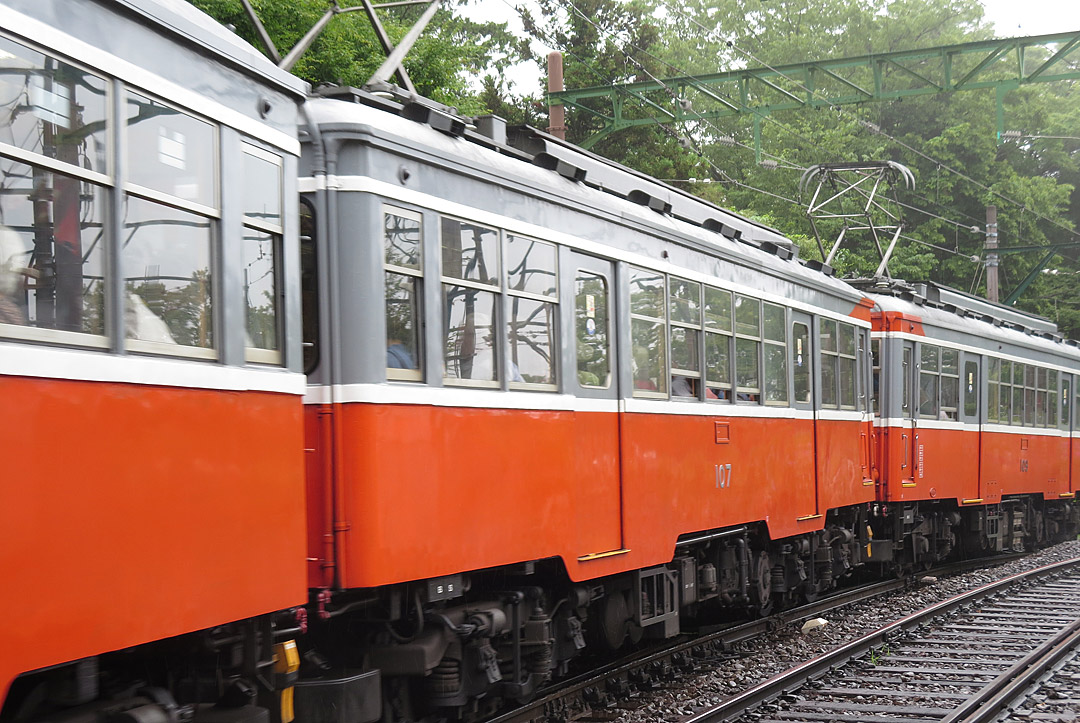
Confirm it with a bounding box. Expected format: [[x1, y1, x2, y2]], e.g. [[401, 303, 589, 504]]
[[483, 553, 1034, 723], [684, 555, 1080, 723]]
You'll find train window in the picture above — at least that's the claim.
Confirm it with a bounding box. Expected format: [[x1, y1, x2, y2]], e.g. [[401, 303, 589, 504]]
[[820, 318, 838, 409], [1061, 377, 1071, 430], [630, 267, 666, 397], [734, 295, 760, 403], [506, 236, 557, 389], [902, 346, 911, 418], [763, 303, 787, 405], [1048, 370, 1059, 427], [793, 323, 811, 404], [126, 91, 216, 209], [918, 345, 939, 418], [1012, 363, 1025, 426], [940, 348, 959, 420], [442, 217, 498, 286], [1035, 367, 1047, 427], [670, 278, 702, 399], [0, 161, 107, 342], [704, 287, 732, 401], [300, 199, 319, 374], [443, 218, 499, 386], [385, 208, 423, 381], [123, 196, 214, 356], [838, 322, 856, 409], [988, 358, 1000, 423], [575, 271, 610, 389], [242, 145, 283, 365], [1024, 365, 1037, 426], [0, 36, 110, 176], [964, 360, 978, 418]]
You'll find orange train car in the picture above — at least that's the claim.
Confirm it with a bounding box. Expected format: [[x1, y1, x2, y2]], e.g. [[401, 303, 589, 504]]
[[2, 4, 1079, 723]]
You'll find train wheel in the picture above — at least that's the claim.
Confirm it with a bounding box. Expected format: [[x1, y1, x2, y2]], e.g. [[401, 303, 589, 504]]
[[748, 550, 773, 617], [599, 592, 629, 651]]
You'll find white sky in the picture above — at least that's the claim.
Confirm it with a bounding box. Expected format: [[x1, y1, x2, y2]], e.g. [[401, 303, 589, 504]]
[[461, 0, 1080, 94]]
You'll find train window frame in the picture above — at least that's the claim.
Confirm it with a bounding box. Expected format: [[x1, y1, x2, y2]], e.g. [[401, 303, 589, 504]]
[[505, 234, 558, 391], [704, 286, 732, 402], [669, 277, 702, 401], [837, 322, 856, 410], [988, 357, 1001, 423], [917, 344, 939, 419], [1047, 369, 1058, 427], [964, 359, 978, 418], [575, 269, 611, 390], [734, 295, 761, 404], [629, 266, 667, 398], [300, 197, 319, 375], [241, 143, 284, 366], [819, 317, 838, 409], [385, 205, 424, 382], [940, 347, 959, 421], [1012, 362, 1025, 426], [1061, 375, 1071, 431], [762, 302, 788, 406], [870, 338, 881, 414], [441, 215, 501, 388]]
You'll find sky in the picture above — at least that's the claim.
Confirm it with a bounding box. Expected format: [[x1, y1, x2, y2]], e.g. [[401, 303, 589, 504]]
[[461, 0, 1080, 94]]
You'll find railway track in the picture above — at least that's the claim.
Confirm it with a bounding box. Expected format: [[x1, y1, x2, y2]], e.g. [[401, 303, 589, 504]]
[[683, 555, 1080, 723], [483, 553, 1033, 723]]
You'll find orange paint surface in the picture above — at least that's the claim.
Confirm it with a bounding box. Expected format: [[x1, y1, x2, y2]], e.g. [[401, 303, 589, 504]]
[[871, 311, 925, 336], [849, 298, 876, 323], [1, 376, 307, 704]]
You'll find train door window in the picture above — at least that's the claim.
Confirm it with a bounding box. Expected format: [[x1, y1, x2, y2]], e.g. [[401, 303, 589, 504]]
[[123, 196, 215, 356], [734, 295, 761, 403], [669, 278, 702, 399], [1048, 370, 1059, 427], [940, 348, 959, 421], [819, 318, 838, 408], [126, 91, 216, 208], [0, 36, 110, 176], [838, 322, 857, 409], [964, 360, 978, 418], [792, 322, 811, 404], [1012, 363, 1025, 426], [0, 162, 107, 342], [704, 286, 732, 401], [1061, 376, 1071, 431], [575, 271, 610, 389], [442, 217, 499, 386], [988, 358, 1001, 423], [1036, 368, 1050, 427], [506, 235, 557, 389], [902, 345, 912, 418], [385, 207, 423, 381], [870, 339, 881, 414], [1024, 365, 1037, 426], [918, 345, 939, 419], [762, 303, 787, 405], [300, 199, 319, 374], [241, 144, 283, 365], [629, 266, 666, 397]]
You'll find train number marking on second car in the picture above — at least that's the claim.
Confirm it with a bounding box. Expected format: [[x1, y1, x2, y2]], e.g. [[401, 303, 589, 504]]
[[715, 463, 733, 489]]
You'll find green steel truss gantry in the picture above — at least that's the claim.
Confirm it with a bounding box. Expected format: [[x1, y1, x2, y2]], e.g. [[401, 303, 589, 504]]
[[549, 31, 1080, 152]]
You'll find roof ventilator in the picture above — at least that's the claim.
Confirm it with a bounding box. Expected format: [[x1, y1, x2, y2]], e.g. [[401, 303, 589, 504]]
[[759, 241, 793, 261], [401, 101, 466, 137], [702, 219, 743, 240], [533, 153, 586, 183], [628, 189, 672, 215], [804, 259, 835, 276]]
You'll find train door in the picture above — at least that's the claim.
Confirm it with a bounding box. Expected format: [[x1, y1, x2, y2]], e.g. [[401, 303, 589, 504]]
[[569, 252, 624, 555], [900, 341, 917, 488], [790, 312, 819, 517], [962, 356, 982, 498]]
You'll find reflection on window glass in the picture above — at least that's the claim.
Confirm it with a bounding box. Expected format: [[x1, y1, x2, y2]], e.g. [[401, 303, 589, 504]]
[[919, 372, 938, 418], [0, 36, 109, 175], [964, 361, 978, 417], [507, 236, 556, 297], [386, 272, 420, 371], [576, 271, 609, 388], [901, 346, 911, 417], [819, 318, 837, 353], [792, 323, 811, 404], [1049, 370, 1058, 427], [123, 196, 212, 349], [734, 295, 759, 337], [764, 344, 787, 403], [0, 161, 105, 336], [386, 212, 421, 269], [300, 200, 319, 373], [921, 344, 939, 373], [441, 217, 497, 285], [763, 303, 784, 342], [669, 278, 700, 324], [821, 354, 837, 408], [632, 318, 666, 394], [671, 326, 700, 398], [839, 356, 856, 408], [629, 267, 664, 317], [444, 286, 497, 382], [242, 230, 278, 352], [1063, 378, 1071, 429], [126, 92, 215, 206], [988, 358, 1000, 422], [704, 287, 731, 332], [242, 150, 281, 227], [508, 296, 555, 385], [706, 331, 731, 400], [1013, 382, 1024, 426], [735, 337, 759, 400]]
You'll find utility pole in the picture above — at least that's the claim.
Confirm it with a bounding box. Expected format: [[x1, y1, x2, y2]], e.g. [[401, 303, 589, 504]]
[[986, 205, 999, 303], [547, 52, 566, 141]]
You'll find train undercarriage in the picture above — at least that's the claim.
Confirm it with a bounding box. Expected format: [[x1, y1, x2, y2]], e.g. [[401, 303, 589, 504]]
[[4, 496, 1077, 723]]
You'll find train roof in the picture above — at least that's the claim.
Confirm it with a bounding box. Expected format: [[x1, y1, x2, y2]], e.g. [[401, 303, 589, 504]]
[[303, 90, 863, 304]]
